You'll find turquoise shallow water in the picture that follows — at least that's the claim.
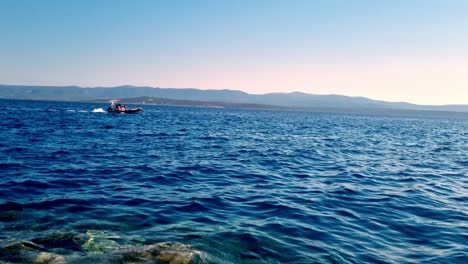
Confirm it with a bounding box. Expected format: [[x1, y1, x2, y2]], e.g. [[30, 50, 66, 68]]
[[0, 99, 467, 263]]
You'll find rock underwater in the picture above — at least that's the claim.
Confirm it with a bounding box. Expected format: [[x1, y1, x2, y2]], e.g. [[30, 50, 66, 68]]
[[0, 231, 208, 263], [114, 242, 206, 264]]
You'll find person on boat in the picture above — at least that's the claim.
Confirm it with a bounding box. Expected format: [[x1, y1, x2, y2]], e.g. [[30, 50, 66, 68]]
[[109, 101, 117, 111]]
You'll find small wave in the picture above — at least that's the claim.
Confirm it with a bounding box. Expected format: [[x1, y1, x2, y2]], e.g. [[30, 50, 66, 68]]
[[65, 109, 89, 113], [0, 163, 27, 170], [16, 179, 54, 189], [92, 108, 106, 113], [455, 160, 468, 166], [0, 202, 24, 211], [3, 147, 27, 153]]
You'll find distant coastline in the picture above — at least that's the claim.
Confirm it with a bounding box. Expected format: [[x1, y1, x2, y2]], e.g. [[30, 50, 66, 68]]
[[1, 84, 468, 113]]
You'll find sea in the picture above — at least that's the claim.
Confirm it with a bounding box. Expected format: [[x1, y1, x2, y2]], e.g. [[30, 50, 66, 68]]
[[0, 99, 467, 263]]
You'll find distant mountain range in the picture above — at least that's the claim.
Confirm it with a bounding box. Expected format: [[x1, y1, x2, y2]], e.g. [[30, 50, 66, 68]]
[[1, 84, 468, 113]]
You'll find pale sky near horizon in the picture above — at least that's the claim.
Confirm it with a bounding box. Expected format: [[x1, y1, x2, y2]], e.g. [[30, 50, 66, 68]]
[[1, 0, 467, 105]]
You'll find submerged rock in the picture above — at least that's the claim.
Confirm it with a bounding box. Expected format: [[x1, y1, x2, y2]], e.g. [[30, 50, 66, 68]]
[[33, 252, 66, 264], [117, 242, 207, 264], [0, 233, 206, 263], [0, 241, 64, 264], [32, 233, 80, 251], [79, 230, 119, 253]]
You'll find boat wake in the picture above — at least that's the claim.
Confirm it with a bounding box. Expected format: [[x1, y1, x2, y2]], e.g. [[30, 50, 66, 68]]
[[92, 108, 106, 113]]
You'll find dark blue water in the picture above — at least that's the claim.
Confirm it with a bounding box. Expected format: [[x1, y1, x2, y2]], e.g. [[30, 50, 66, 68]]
[[1, 99, 467, 263]]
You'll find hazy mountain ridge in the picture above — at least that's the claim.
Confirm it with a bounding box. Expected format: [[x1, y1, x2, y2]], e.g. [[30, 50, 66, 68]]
[[1, 84, 467, 112]]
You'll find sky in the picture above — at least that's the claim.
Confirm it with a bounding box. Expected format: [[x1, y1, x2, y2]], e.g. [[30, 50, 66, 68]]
[[1, 0, 467, 105]]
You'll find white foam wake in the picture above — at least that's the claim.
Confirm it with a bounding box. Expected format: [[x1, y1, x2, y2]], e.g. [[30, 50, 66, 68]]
[[92, 108, 106, 113]]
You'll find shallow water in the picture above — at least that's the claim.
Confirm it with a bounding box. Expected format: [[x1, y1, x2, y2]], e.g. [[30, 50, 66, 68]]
[[1, 99, 467, 263]]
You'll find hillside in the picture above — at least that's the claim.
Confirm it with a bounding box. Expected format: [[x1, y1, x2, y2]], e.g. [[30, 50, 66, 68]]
[[1, 84, 467, 112]]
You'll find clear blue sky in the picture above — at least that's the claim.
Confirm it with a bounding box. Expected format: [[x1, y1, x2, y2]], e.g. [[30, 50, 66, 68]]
[[1, 0, 467, 104]]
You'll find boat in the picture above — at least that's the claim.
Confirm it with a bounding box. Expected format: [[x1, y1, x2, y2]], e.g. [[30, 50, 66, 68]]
[[107, 100, 143, 114], [107, 107, 143, 114]]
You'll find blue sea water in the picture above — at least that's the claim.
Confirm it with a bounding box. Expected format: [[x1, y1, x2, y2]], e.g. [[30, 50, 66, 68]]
[[0, 99, 467, 263]]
